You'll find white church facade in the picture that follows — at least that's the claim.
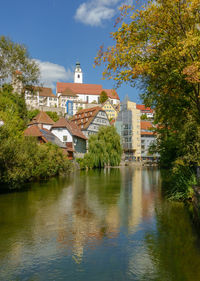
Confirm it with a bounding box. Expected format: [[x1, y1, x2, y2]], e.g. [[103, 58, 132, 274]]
[[57, 62, 120, 115], [21, 62, 120, 115]]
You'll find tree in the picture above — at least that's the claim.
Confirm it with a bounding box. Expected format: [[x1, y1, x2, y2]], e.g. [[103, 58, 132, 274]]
[[95, 0, 200, 159], [0, 87, 72, 189], [27, 109, 40, 121], [95, 0, 200, 125], [83, 126, 122, 168], [0, 36, 40, 87], [45, 111, 59, 122], [99, 91, 108, 104]]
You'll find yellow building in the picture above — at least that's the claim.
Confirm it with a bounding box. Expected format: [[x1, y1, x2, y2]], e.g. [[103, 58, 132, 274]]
[[102, 99, 118, 120]]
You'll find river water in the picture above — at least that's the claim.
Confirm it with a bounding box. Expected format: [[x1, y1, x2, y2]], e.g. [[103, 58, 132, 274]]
[[0, 167, 200, 281]]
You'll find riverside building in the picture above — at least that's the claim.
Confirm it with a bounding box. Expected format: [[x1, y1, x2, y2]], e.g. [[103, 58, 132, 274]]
[[115, 98, 141, 161]]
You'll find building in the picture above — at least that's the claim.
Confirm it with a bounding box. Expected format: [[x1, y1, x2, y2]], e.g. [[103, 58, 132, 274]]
[[136, 104, 154, 119], [101, 99, 118, 120], [115, 98, 141, 160], [24, 125, 69, 155], [56, 62, 120, 115], [25, 87, 58, 109], [71, 106, 110, 138], [28, 111, 54, 130], [140, 121, 158, 160], [51, 118, 87, 157]]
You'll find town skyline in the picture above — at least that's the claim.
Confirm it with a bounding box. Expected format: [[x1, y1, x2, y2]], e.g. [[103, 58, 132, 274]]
[[0, 0, 141, 102]]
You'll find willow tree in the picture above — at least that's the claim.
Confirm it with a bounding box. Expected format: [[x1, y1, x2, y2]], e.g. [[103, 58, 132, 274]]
[[95, 0, 200, 168], [86, 126, 122, 168]]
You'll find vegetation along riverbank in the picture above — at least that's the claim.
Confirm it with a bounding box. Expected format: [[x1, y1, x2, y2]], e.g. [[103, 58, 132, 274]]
[[95, 0, 200, 201], [0, 86, 73, 190]]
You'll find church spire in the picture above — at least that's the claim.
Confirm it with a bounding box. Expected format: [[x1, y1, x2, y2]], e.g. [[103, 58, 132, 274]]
[[74, 61, 83, 83]]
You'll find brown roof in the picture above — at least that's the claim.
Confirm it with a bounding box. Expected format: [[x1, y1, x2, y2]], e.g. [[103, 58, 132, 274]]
[[38, 87, 56, 98], [136, 104, 153, 113], [141, 121, 153, 131], [57, 82, 120, 100], [29, 112, 54, 126], [60, 88, 78, 97], [51, 117, 87, 140], [25, 86, 56, 98], [71, 106, 103, 130], [141, 131, 154, 136], [24, 125, 43, 137]]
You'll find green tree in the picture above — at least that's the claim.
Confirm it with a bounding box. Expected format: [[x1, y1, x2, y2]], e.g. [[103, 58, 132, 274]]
[[0, 36, 40, 87], [45, 111, 59, 122], [82, 126, 122, 168], [99, 91, 108, 104], [27, 109, 40, 121], [0, 87, 72, 189]]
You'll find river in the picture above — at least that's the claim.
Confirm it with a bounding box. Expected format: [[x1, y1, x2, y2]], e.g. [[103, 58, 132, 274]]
[[0, 167, 200, 281]]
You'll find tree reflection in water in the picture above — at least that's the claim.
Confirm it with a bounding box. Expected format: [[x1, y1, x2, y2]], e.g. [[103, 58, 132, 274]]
[[144, 201, 200, 281]]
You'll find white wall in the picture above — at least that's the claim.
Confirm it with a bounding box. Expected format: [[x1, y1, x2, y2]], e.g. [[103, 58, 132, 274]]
[[51, 127, 73, 143], [43, 124, 52, 130]]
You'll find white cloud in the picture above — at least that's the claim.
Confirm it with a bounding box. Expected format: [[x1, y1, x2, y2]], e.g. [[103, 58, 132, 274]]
[[75, 0, 133, 26], [35, 59, 73, 89]]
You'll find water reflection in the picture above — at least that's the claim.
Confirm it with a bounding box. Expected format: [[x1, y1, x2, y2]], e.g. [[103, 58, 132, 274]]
[[0, 167, 199, 281]]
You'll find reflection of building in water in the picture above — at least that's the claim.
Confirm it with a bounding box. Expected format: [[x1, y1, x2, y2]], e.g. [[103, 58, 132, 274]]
[[129, 168, 142, 233], [1, 168, 161, 269]]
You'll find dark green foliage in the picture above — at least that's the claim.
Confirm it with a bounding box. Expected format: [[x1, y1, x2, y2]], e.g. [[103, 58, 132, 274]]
[[0, 88, 72, 189], [99, 91, 108, 104], [79, 126, 122, 169]]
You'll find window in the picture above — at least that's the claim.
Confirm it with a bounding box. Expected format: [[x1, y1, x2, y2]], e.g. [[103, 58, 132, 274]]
[[63, 135, 67, 142]]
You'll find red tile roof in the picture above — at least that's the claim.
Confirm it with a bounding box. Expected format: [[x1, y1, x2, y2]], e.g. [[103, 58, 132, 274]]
[[26, 86, 56, 98], [60, 88, 78, 97], [141, 121, 153, 130], [136, 104, 153, 113], [57, 82, 120, 100], [51, 117, 87, 140], [24, 125, 43, 137], [71, 106, 103, 130], [141, 131, 154, 136], [29, 111, 54, 126], [38, 87, 56, 97]]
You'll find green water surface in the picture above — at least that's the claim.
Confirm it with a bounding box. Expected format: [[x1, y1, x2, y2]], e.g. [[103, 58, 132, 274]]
[[0, 167, 200, 281]]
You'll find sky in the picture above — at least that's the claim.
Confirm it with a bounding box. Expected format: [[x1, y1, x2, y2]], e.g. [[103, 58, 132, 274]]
[[0, 0, 142, 103]]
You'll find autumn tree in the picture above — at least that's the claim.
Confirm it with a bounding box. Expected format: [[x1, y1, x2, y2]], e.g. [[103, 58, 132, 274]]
[[95, 0, 200, 196], [95, 0, 200, 127], [0, 36, 40, 87]]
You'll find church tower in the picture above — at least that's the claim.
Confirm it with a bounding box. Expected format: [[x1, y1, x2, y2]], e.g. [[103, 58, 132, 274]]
[[74, 62, 83, 84]]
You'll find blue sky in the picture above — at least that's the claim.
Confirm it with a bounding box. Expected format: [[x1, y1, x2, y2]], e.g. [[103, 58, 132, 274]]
[[0, 0, 142, 102]]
